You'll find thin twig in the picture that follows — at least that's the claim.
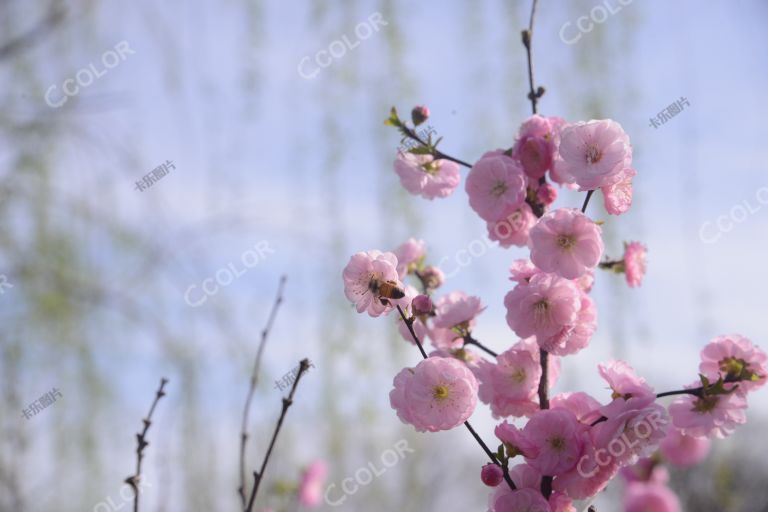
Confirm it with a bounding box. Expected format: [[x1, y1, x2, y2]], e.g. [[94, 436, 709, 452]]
[[245, 359, 311, 512], [239, 276, 287, 507], [395, 305, 516, 491], [522, 0, 542, 115], [400, 125, 473, 168], [463, 335, 498, 358], [581, 189, 595, 214], [125, 378, 169, 512]]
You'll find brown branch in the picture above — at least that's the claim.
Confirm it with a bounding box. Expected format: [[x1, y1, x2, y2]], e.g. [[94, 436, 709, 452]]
[[521, 0, 544, 115], [125, 377, 168, 512], [395, 305, 516, 491], [238, 276, 287, 508], [399, 125, 472, 168], [463, 335, 498, 358], [244, 358, 311, 512], [581, 189, 595, 214]]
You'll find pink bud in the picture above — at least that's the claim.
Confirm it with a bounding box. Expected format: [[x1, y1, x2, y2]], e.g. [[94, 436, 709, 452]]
[[411, 105, 430, 126], [536, 182, 557, 205], [481, 463, 504, 487], [419, 266, 444, 290], [412, 294, 433, 316]]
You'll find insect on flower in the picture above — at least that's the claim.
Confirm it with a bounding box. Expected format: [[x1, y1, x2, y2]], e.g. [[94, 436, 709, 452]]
[[371, 279, 405, 305]]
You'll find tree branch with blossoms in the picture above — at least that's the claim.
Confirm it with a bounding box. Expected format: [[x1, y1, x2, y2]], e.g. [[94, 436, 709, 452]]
[[341, 1, 768, 510]]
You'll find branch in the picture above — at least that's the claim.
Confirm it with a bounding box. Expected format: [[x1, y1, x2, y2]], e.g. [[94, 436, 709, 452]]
[[125, 378, 168, 512], [581, 189, 595, 214], [245, 358, 311, 512], [399, 125, 473, 168], [522, 0, 544, 115], [395, 305, 516, 491], [239, 276, 287, 507], [463, 335, 498, 358]]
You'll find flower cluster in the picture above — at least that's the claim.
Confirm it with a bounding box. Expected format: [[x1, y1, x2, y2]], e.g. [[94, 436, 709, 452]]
[[339, 105, 766, 511]]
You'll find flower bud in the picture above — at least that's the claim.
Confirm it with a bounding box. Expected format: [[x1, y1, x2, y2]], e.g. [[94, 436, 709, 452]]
[[536, 182, 557, 205], [481, 463, 504, 487], [419, 266, 444, 290], [411, 105, 430, 126], [411, 294, 433, 316]]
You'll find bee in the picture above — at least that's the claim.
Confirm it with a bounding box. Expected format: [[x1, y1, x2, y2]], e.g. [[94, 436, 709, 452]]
[[370, 279, 405, 305]]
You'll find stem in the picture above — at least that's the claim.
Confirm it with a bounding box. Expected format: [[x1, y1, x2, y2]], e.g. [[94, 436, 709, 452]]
[[463, 335, 499, 358], [400, 125, 473, 168], [126, 378, 169, 512], [522, 0, 541, 115], [537, 350, 549, 410], [245, 359, 311, 512], [581, 189, 595, 214], [239, 276, 287, 508], [395, 305, 516, 491]]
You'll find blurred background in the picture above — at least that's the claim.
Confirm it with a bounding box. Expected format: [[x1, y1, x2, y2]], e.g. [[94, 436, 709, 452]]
[[1, 0, 767, 511]]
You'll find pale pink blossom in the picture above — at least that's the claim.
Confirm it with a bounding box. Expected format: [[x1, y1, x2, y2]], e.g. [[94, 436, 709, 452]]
[[495, 421, 539, 458], [591, 398, 669, 467], [394, 152, 461, 199], [489, 487, 551, 512], [549, 492, 576, 512], [466, 150, 527, 222], [477, 347, 541, 418], [529, 208, 604, 279], [342, 250, 401, 317], [536, 182, 558, 206], [393, 238, 426, 278], [389, 357, 478, 432], [598, 360, 654, 400], [508, 259, 540, 284], [512, 115, 565, 180], [602, 167, 636, 215], [504, 272, 582, 340], [298, 461, 327, 507], [508, 463, 542, 490], [555, 119, 632, 190], [538, 292, 596, 356], [575, 268, 594, 293], [553, 433, 620, 500], [668, 383, 748, 439], [487, 203, 537, 248], [659, 428, 711, 467], [427, 325, 463, 351], [433, 291, 486, 332], [411, 294, 433, 316], [623, 241, 647, 288], [699, 334, 767, 395], [523, 408, 584, 476], [551, 392, 603, 424], [624, 482, 681, 512]]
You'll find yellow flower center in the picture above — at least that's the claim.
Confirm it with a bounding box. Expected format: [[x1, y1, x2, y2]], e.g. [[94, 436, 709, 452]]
[[585, 144, 602, 164], [548, 436, 566, 451], [491, 181, 508, 197], [433, 385, 450, 401], [556, 234, 576, 250]]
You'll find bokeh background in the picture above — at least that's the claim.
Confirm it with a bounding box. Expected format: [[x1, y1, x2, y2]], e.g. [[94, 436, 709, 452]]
[[2, 0, 768, 511]]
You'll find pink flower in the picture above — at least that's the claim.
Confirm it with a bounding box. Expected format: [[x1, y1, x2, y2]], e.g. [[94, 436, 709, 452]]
[[504, 272, 582, 340], [466, 150, 527, 222], [591, 398, 669, 467], [551, 392, 603, 424], [529, 208, 604, 279], [509, 259, 540, 284], [394, 152, 461, 199], [668, 383, 748, 439], [536, 182, 558, 205], [574, 269, 594, 293], [433, 291, 485, 332], [598, 360, 654, 400], [623, 241, 647, 288], [553, 434, 620, 500], [393, 238, 426, 278], [620, 457, 669, 484], [512, 115, 566, 179], [624, 482, 681, 512], [659, 428, 711, 467], [602, 167, 636, 215], [523, 408, 584, 476], [495, 421, 539, 458], [298, 461, 327, 506], [538, 292, 596, 356], [549, 492, 576, 512], [411, 294, 433, 316], [699, 334, 767, 395], [555, 119, 632, 190], [342, 250, 401, 317], [389, 357, 478, 432], [477, 347, 541, 418], [489, 487, 551, 512], [427, 325, 463, 351], [487, 203, 537, 248], [481, 463, 505, 487], [419, 265, 444, 290]]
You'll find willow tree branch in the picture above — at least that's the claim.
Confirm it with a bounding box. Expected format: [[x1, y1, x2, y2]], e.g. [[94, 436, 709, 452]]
[[395, 305, 516, 491], [245, 358, 311, 512], [125, 378, 168, 512], [239, 276, 287, 508]]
